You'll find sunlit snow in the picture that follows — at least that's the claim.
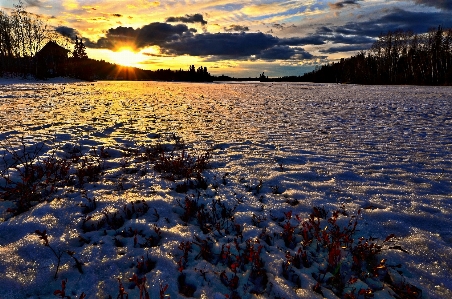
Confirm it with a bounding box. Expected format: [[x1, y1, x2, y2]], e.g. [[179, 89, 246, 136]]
[[0, 79, 451, 298]]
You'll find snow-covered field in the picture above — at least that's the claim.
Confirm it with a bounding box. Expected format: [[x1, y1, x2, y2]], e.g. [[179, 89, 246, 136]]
[[0, 80, 451, 299]]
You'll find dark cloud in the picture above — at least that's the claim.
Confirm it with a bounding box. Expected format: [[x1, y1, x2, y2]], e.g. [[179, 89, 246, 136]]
[[317, 26, 333, 34], [224, 25, 250, 32], [279, 24, 374, 49], [92, 26, 137, 49], [139, 23, 196, 45], [55, 26, 80, 40], [256, 45, 295, 60], [280, 36, 326, 46], [326, 34, 375, 45], [112, 14, 122, 17], [303, 7, 452, 55], [256, 45, 313, 61], [161, 32, 279, 57], [88, 23, 317, 60], [328, 0, 362, 10], [414, 0, 452, 11], [334, 8, 452, 36], [160, 32, 315, 61], [166, 14, 207, 25], [87, 23, 195, 50], [293, 51, 315, 60]]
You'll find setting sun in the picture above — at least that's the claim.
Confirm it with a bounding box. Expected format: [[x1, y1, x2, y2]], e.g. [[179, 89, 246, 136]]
[[110, 49, 144, 67]]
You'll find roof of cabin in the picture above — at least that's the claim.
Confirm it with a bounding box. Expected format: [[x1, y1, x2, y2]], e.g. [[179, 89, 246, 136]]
[[36, 41, 70, 57]]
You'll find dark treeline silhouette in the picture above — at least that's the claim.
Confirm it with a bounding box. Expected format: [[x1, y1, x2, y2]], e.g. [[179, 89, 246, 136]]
[[144, 65, 212, 82], [296, 26, 452, 85], [80, 63, 213, 82], [34, 54, 214, 82]]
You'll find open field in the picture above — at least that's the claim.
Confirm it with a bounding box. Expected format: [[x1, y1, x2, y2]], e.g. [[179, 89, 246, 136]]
[[0, 80, 451, 298]]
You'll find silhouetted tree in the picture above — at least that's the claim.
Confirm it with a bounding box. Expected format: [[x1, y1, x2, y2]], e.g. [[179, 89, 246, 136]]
[[70, 36, 93, 79], [72, 36, 88, 59], [259, 72, 268, 81]]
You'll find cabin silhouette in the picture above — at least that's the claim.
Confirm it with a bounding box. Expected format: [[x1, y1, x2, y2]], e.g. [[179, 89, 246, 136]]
[[34, 41, 70, 77]]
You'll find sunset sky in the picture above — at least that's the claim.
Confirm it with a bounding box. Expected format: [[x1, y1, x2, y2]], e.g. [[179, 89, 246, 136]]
[[2, 0, 452, 77]]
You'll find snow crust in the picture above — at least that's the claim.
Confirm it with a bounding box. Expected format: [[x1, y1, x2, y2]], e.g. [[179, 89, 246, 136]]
[[0, 81, 451, 298]]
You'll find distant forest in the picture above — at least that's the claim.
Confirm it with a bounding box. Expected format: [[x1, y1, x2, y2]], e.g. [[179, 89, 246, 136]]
[[293, 26, 452, 85]]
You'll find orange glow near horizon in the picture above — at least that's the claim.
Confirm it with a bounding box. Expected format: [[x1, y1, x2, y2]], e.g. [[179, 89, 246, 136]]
[[109, 48, 144, 67]]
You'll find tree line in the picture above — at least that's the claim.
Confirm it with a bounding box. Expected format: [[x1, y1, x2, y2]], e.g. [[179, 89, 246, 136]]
[[298, 26, 452, 85]]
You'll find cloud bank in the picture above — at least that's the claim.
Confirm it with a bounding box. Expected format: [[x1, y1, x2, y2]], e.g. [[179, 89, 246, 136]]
[[55, 26, 80, 41], [166, 13, 207, 25], [84, 22, 317, 61]]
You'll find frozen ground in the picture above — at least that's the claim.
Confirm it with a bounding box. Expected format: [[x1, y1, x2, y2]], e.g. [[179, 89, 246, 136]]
[[0, 80, 451, 298]]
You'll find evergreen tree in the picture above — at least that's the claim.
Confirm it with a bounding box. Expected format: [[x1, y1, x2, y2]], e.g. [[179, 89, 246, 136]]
[[73, 36, 87, 59], [71, 36, 92, 79]]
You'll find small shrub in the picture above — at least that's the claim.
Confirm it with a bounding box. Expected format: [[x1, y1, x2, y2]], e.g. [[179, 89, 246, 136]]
[[35, 230, 83, 279], [0, 140, 71, 215], [154, 149, 211, 180]]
